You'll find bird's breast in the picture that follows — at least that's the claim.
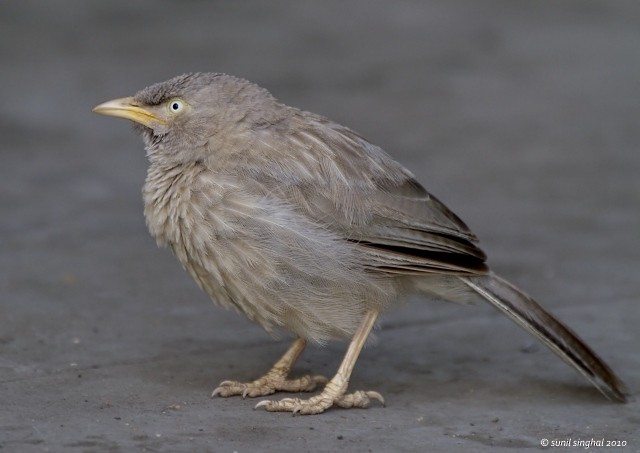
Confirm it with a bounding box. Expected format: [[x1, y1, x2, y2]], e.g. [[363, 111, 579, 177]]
[[142, 161, 235, 256], [142, 161, 247, 308]]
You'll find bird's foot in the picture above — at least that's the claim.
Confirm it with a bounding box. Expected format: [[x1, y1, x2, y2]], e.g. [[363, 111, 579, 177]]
[[255, 389, 384, 415], [212, 371, 328, 398]]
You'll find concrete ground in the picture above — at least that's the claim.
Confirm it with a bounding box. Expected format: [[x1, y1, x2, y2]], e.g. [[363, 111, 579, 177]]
[[1, 1, 639, 452]]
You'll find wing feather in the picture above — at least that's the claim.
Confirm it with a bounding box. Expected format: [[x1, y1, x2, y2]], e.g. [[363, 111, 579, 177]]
[[247, 111, 488, 276]]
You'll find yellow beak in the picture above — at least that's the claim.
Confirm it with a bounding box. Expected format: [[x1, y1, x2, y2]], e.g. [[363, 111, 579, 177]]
[[92, 97, 167, 127]]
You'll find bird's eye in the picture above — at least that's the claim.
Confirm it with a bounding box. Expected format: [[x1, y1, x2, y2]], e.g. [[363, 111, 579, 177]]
[[168, 99, 184, 114]]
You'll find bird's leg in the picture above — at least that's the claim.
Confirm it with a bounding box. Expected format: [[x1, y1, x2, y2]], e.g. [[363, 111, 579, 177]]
[[255, 309, 384, 415], [212, 337, 328, 398]]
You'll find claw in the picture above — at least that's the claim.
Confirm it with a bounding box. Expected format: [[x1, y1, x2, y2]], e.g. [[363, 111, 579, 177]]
[[211, 387, 224, 397], [254, 397, 302, 413], [333, 390, 385, 409], [366, 391, 385, 406], [254, 400, 271, 410]]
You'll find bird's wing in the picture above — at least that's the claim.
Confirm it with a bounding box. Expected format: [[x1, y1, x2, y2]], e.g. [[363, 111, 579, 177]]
[[250, 113, 488, 276]]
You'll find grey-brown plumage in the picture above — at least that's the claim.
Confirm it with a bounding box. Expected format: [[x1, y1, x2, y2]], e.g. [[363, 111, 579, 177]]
[[93, 72, 627, 414]]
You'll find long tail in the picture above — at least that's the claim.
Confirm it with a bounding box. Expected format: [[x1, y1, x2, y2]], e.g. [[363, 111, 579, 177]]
[[459, 272, 627, 402]]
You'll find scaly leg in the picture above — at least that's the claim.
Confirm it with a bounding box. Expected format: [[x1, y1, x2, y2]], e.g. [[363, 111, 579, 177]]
[[255, 309, 384, 415], [212, 338, 328, 398]]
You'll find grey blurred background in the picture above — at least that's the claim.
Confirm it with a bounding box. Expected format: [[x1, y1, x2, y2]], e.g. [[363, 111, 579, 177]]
[[1, 1, 639, 452]]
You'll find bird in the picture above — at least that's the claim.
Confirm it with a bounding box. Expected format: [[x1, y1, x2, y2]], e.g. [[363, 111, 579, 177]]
[[93, 72, 627, 415]]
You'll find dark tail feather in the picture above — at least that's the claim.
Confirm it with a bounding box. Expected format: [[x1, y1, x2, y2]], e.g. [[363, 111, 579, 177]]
[[460, 272, 627, 402]]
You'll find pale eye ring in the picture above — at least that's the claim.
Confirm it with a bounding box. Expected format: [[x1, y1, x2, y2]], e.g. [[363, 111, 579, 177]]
[[168, 99, 184, 113]]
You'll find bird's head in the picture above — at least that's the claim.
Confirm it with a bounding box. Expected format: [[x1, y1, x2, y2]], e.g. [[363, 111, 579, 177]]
[[93, 72, 278, 162]]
